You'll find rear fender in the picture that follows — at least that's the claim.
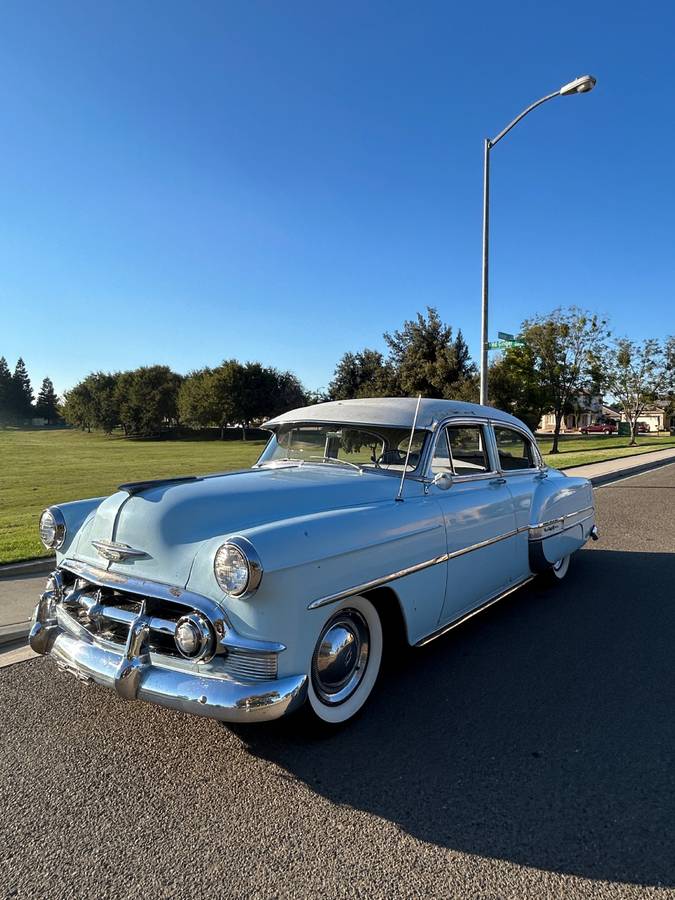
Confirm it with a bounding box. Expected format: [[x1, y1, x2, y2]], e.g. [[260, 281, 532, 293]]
[[528, 474, 595, 572]]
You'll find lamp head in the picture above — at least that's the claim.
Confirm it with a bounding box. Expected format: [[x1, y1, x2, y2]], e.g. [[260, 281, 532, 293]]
[[559, 74, 597, 96]]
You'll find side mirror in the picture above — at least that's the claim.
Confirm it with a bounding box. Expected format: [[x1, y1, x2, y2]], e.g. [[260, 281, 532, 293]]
[[433, 472, 453, 491]]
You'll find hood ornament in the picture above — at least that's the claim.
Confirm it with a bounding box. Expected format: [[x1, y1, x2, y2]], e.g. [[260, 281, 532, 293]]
[[91, 540, 149, 562]]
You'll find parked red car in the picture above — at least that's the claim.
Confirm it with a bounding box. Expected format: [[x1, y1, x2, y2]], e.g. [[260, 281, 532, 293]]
[[637, 422, 650, 433], [580, 422, 617, 434]]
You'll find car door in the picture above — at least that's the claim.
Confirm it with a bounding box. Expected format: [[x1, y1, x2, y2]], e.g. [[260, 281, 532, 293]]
[[429, 420, 522, 626], [491, 423, 542, 575]]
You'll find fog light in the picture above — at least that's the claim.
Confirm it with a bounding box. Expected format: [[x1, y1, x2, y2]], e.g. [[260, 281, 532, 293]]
[[174, 614, 214, 661]]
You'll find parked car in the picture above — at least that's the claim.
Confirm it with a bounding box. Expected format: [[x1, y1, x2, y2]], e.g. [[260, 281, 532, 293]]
[[579, 421, 617, 434], [30, 399, 598, 727], [636, 422, 650, 433]]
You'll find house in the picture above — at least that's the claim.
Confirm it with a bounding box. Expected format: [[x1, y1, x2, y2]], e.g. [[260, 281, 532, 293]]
[[620, 404, 675, 433], [538, 390, 620, 433]]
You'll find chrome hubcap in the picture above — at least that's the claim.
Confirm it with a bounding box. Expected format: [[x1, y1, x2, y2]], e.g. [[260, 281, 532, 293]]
[[312, 610, 370, 705]]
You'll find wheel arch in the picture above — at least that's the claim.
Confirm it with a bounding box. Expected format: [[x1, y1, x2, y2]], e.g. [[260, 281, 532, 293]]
[[361, 585, 410, 651]]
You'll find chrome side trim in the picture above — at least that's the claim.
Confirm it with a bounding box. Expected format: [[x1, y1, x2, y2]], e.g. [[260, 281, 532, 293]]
[[307, 526, 528, 610], [415, 576, 535, 647], [529, 507, 595, 540], [447, 525, 528, 561], [308, 552, 449, 610]]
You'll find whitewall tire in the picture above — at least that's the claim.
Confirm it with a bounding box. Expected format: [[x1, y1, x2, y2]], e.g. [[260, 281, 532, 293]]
[[306, 595, 383, 725], [548, 554, 571, 581]]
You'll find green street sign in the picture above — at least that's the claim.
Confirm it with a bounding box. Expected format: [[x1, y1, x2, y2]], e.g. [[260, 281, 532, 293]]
[[487, 339, 525, 350], [497, 331, 515, 341]]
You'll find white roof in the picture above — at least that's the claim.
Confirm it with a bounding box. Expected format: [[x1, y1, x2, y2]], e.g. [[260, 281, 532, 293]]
[[264, 397, 530, 433]]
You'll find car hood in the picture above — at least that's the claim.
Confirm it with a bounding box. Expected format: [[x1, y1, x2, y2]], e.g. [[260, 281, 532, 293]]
[[70, 465, 404, 587]]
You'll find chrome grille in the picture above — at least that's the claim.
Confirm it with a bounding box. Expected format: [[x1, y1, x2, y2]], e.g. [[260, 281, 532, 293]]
[[61, 582, 183, 653], [57, 572, 280, 681]]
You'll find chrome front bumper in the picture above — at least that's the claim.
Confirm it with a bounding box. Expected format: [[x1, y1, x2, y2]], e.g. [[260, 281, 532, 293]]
[[29, 573, 307, 724]]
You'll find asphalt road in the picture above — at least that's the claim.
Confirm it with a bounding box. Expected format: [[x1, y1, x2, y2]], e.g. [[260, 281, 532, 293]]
[[1, 464, 675, 899]]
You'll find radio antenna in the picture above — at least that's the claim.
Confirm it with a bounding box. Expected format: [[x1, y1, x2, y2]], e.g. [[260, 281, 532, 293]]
[[395, 394, 422, 502]]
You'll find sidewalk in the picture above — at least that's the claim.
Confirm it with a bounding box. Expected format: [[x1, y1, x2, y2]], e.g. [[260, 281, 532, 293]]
[[0, 571, 45, 647], [564, 446, 675, 485]]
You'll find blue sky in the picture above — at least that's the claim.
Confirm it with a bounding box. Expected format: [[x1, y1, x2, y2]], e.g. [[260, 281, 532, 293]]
[[2, 0, 674, 397]]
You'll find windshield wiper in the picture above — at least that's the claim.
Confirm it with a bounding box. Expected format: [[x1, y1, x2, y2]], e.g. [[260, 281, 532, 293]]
[[307, 456, 362, 472]]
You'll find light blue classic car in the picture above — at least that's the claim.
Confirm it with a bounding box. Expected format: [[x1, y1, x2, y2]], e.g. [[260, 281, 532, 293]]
[[30, 398, 597, 726]]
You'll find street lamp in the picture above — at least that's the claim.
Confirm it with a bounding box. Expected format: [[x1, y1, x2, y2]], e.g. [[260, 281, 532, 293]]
[[479, 74, 596, 406]]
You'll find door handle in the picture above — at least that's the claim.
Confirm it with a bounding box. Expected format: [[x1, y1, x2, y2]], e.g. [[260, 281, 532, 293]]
[[490, 477, 507, 486]]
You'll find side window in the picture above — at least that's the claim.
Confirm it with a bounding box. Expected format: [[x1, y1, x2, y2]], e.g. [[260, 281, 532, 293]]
[[431, 425, 492, 476], [447, 426, 491, 475], [493, 426, 536, 471], [431, 429, 452, 474]]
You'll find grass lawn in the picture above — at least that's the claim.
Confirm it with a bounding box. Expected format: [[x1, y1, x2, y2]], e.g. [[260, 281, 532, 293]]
[[2, 427, 675, 564], [0, 429, 264, 564], [537, 433, 675, 469]]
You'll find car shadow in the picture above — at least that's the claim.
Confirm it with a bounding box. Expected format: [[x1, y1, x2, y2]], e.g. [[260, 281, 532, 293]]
[[237, 548, 675, 887]]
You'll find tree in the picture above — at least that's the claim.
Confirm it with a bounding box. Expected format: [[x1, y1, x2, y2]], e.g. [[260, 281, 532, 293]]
[[62, 382, 95, 431], [328, 349, 398, 400], [383, 307, 477, 400], [178, 363, 307, 437], [83, 372, 120, 433], [210, 359, 248, 439], [11, 358, 34, 422], [178, 368, 219, 429], [488, 344, 550, 432], [305, 388, 330, 406], [0, 357, 12, 425], [602, 338, 674, 445], [116, 366, 182, 436], [268, 369, 307, 417], [35, 377, 60, 425], [520, 307, 607, 453]]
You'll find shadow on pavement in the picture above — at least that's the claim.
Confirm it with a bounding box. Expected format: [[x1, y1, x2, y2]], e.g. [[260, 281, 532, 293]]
[[239, 548, 675, 887]]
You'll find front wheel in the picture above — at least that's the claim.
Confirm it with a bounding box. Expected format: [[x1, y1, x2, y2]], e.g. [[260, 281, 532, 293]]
[[305, 595, 383, 726]]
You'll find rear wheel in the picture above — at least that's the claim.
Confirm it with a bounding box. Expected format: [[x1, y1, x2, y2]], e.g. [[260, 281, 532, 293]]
[[542, 554, 571, 584], [305, 595, 383, 726]]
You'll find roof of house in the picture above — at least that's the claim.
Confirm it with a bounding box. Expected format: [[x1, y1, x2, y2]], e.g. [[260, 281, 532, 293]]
[[263, 397, 529, 432]]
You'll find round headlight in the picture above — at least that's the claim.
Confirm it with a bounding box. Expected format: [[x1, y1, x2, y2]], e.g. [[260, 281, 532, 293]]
[[39, 508, 66, 550], [174, 613, 214, 661], [213, 538, 263, 598]]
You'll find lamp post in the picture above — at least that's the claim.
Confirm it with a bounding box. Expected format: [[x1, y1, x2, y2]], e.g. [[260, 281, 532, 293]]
[[479, 74, 596, 406]]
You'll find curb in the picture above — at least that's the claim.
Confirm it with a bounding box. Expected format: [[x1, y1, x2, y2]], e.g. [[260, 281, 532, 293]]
[[0, 557, 54, 579], [0, 622, 30, 648], [584, 454, 675, 487]]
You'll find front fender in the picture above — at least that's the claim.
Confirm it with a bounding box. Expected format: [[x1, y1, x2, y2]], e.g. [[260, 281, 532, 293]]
[[187, 492, 448, 676], [51, 497, 107, 563]]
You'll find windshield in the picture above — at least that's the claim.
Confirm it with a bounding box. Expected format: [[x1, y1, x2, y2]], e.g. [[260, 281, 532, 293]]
[[257, 423, 428, 473]]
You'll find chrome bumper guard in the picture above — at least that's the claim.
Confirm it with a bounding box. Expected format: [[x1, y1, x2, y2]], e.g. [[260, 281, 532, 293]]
[[29, 568, 307, 724]]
